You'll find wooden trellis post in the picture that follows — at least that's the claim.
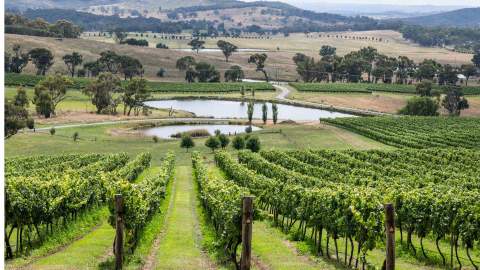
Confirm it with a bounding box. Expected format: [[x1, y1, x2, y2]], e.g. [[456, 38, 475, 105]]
[[115, 194, 124, 270], [385, 203, 395, 270], [240, 196, 254, 270]]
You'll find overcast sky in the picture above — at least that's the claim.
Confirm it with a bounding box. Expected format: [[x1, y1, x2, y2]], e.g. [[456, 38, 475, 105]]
[[256, 0, 480, 6]]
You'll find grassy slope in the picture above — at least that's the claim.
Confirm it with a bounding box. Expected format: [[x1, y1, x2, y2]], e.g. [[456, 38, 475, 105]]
[[6, 207, 109, 269], [5, 123, 390, 166], [154, 165, 213, 269], [26, 221, 114, 269]]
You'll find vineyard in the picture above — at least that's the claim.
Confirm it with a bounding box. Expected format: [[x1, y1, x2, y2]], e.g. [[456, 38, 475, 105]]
[[5, 151, 175, 265], [290, 82, 480, 95], [5, 73, 274, 93], [324, 116, 480, 148], [213, 149, 480, 269]]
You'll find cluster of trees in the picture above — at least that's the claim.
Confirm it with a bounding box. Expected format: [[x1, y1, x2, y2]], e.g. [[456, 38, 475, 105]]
[[399, 25, 480, 51], [120, 38, 149, 47], [293, 45, 479, 85], [175, 56, 244, 83], [399, 81, 470, 116], [5, 13, 82, 38], [179, 128, 261, 153], [83, 51, 144, 80], [5, 45, 55, 76]]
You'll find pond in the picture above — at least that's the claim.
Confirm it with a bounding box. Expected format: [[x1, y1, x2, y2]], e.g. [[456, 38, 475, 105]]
[[144, 99, 353, 121], [143, 124, 261, 139]]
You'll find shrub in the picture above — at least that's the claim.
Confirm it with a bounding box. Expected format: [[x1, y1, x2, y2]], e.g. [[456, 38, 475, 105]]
[[156, 68, 166, 78], [180, 135, 195, 152], [218, 134, 230, 149], [399, 97, 439, 116], [232, 136, 245, 150], [245, 126, 253, 133], [205, 136, 220, 152], [152, 135, 159, 143], [49, 127, 56, 135], [246, 136, 261, 152], [73, 131, 79, 141]]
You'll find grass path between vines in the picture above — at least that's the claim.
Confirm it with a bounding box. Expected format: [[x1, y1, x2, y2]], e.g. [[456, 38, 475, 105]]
[[154, 165, 215, 269], [25, 220, 114, 269]]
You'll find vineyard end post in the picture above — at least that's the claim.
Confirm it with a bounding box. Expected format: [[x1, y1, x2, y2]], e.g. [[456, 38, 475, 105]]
[[240, 196, 254, 270], [115, 194, 124, 270], [385, 203, 395, 270]]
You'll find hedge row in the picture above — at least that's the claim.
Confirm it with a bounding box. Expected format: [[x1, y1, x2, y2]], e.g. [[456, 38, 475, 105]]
[[5, 73, 275, 92]]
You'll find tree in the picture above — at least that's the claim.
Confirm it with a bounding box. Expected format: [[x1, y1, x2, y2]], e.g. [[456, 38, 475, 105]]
[[14, 87, 29, 108], [156, 68, 166, 77], [33, 90, 54, 118], [5, 95, 34, 138], [180, 135, 195, 152], [28, 48, 54, 75], [438, 64, 458, 85], [319, 45, 336, 60], [460, 64, 477, 86], [50, 20, 82, 38], [218, 134, 230, 149], [72, 131, 79, 142], [6, 44, 29, 73], [194, 62, 220, 82], [63, 52, 83, 77], [272, 103, 278, 125], [247, 101, 254, 125], [205, 136, 220, 152], [246, 136, 261, 152], [118, 55, 143, 80], [98, 51, 121, 74], [188, 39, 205, 53], [472, 51, 480, 69], [224, 66, 245, 82], [113, 28, 127, 43], [232, 136, 245, 150], [84, 72, 121, 114], [217, 40, 238, 62], [416, 59, 441, 81], [122, 78, 151, 116], [441, 86, 469, 116], [416, 81, 433, 97], [84, 61, 103, 77], [262, 103, 268, 124], [248, 53, 269, 82], [399, 97, 439, 116], [33, 74, 73, 115], [358, 47, 378, 82], [176, 56, 196, 82]]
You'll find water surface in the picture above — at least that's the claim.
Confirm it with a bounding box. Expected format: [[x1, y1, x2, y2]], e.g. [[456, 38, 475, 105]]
[[145, 99, 352, 121], [143, 124, 261, 139]]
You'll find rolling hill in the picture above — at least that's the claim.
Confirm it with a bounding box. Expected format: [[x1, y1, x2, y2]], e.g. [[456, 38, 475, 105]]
[[400, 7, 480, 28]]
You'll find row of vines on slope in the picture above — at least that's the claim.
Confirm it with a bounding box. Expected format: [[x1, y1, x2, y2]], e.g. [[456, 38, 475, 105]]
[[192, 152, 252, 270], [323, 116, 480, 149], [5, 153, 129, 258], [215, 150, 480, 269], [107, 152, 175, 255]]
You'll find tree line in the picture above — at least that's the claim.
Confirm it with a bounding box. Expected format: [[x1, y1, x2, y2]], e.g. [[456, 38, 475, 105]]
[[292, 45, 480, 86], [5, 13, 82, 38]]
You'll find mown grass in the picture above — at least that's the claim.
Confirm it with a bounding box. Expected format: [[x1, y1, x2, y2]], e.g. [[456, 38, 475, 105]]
[[154, 165, 212, 269], [28, 221, 114, 269], [6, 207, 111, 269]]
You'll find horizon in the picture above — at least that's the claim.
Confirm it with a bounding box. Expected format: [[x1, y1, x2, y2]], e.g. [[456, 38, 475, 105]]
[[246, 0, 480, 7]]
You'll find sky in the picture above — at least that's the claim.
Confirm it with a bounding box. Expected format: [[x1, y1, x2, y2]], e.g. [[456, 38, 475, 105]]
[[255, 0, 480, 6]]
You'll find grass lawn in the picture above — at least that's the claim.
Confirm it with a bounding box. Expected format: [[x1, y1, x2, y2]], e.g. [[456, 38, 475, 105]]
[[5, 123, 390, 166], [154, 165, 214, 269], [26, 221, 114, 269]]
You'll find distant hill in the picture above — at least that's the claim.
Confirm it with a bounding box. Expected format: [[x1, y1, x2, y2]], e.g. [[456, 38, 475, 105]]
[[401, 7, 480, 28], [17, 0, 392, 34]]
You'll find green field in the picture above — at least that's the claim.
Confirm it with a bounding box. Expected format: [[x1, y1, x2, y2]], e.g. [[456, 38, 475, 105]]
[[290, 82, 480, 95]]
